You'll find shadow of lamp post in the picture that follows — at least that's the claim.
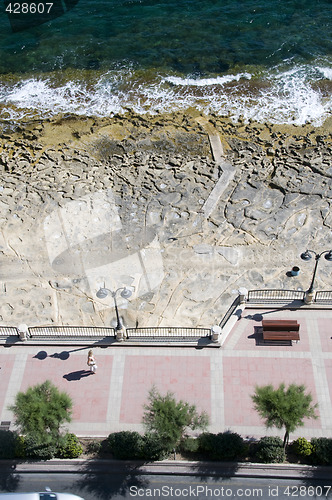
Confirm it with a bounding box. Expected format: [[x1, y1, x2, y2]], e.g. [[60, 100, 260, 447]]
[[96, 287, 132, 341], [300, 249, 332, 303]]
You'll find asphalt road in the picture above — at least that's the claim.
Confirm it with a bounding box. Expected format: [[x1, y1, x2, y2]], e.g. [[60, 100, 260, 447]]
[[1, 473, 332, 500]]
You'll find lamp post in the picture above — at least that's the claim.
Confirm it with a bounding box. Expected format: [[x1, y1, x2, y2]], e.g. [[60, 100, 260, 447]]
[[96, 286, 132, 340], [300, 249, 332, 302]]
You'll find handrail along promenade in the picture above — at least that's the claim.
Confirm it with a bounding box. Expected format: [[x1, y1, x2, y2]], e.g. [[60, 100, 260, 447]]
[[1, 289, 332, 343], [0, 326, 20, 339], [126, 326, 211, 341], [219, 295, 241, 329], [314, 290, 332, 303], [247, 289, 306, 303], [29, 325, 116, 339]]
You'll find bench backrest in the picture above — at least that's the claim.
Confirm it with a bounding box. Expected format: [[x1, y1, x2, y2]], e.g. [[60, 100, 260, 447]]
[[262, 320, 299, 332]]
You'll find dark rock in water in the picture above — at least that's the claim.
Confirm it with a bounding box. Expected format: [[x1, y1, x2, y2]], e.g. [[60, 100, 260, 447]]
[[217, 60, 230, 72], [64, 0, 80, 7], [170, 59, 186, 73], [87, 59, 101, 70]]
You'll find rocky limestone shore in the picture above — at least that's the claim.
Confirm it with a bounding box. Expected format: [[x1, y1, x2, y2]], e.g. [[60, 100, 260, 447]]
[[0, 112, 331, 328]]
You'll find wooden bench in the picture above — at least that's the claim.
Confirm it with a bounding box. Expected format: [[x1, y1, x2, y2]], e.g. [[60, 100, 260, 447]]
[[262, 320, 300, 343]]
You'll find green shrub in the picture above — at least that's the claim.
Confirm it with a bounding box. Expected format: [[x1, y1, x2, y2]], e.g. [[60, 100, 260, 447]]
[[10, 380, 72, 443], [86, 440, 102, 455], [311, 438, 332, 465], [251, 383, 317, 449], [56, 433, 83, 459], [198, 432, 215, 454], [142, 386, 209, 452], [107, 431, 144, 459], [215, 432, 246, 461], [142, 432, 168, 461], [253, 436, 286, 463], [107, 431, 168, 461], [14, 435, 26, 458], [0, 430, 19, 459], [198, 431, 246, 461], [99, 438, 111, 456], [179, 437, 200, 454], [291, 437, 313, 458], [24, 433, 57, 460]]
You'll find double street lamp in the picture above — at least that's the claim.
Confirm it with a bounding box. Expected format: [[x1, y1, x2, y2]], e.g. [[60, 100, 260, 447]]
[[96, 286, 132, 331], [300, 249, 332, 294]]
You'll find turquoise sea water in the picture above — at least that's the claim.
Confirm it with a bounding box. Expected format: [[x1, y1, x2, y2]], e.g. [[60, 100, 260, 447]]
[[0, 0, 331, 125]]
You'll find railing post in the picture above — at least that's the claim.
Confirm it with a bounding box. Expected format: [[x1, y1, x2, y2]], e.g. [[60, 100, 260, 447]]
[[211, 325, 221, 342], [304, 291, 315, 305], [17, 324, 29, 341], [116, 325, 127, 341], [238, 287, 248, 304]]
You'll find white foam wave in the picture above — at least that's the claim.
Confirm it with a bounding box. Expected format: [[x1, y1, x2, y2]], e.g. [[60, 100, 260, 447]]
[[317, 66, 332, 80], [164, 72, 252, 87], [0, 62, 331, 126]]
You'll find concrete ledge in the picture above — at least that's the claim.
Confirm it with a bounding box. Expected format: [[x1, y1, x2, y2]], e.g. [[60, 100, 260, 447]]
[[245, 302, 332, 309], [220, 307, 244, 346], [2, 459, 331, 480], [0, 339, 220, 348]]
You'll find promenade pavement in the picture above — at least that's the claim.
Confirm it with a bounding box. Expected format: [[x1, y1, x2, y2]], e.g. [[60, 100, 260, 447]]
[[1, 306, 332, 440]]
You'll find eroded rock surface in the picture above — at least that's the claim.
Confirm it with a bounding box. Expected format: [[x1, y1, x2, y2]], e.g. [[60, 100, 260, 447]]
[[0, 112, 331, 327]]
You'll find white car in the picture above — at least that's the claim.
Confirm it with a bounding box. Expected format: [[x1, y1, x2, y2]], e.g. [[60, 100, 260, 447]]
[[0, 490, 85, 500]]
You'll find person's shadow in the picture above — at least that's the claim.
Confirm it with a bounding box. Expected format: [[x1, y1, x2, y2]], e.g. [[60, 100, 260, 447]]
[[63, 370, 92, 381]]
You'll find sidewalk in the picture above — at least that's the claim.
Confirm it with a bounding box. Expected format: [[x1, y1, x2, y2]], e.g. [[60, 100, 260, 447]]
[[1, 307, 332, 439]]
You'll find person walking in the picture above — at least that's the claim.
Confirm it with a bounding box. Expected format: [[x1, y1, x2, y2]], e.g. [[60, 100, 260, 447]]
[[87, 349, 97, 373]]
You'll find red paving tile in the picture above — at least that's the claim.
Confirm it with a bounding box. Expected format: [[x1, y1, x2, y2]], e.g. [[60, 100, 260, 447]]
[[0, 354, 15, 415], [225, 310, 310, 351], [120, 355, 211, 424], [223, 356, 320, 428], [318, 319, 332, 352], [21, 352, 113, 423], [325, 360, 332, 404], [2, 306, 332, 438]]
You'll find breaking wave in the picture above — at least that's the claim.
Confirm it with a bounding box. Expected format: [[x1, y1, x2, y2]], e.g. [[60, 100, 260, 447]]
[[0, 60, 331, 126]]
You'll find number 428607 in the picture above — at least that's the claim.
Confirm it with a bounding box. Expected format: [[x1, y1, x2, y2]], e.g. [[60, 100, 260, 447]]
[[283, 485, 332, 497], [5, 3, 53, 14]]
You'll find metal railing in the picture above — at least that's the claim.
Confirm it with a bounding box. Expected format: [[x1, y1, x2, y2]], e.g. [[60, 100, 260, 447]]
[[0, 326, 19, 337], [1, 325, 211, 342], [219, 295, 241, 329], [29, 325, 116, 338], [126, 327, 211, 341], [247, 289, 305, 303], [314, 291, 332, 304], [2, 288, 332, 343]]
